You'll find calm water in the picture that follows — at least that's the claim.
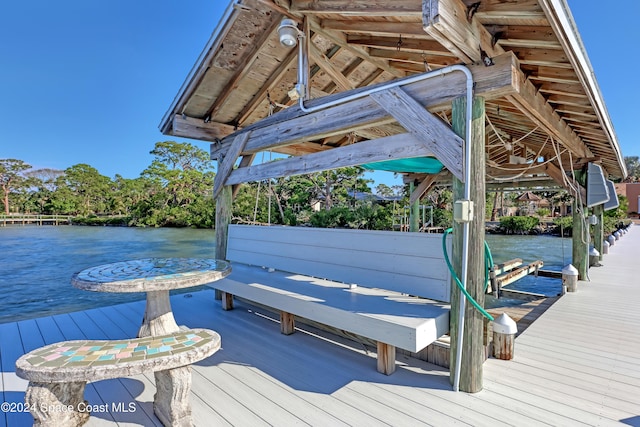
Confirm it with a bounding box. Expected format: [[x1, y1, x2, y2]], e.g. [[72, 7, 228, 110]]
[[0, 226, 565, 324], [485, 233, 568, 297], [0, 226, 216, 324]]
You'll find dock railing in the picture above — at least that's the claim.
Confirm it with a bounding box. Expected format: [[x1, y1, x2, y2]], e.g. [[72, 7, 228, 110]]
[[0, 214, 71, 226]]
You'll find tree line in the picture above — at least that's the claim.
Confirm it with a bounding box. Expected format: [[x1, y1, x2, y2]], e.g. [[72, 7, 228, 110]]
[[2, 143, 637, 230], [0, 141, 412, 229]]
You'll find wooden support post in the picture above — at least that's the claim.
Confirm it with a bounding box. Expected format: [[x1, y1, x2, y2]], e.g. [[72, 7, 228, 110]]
[[376, 342, 396, 375], [449, 95, 486, 393], [280, 312, 295, 335], [221, 291, 234, 311], [409, 181, 420, 232], [593, 204, 604, 261], [214, 160, 233, 301], [572, 200, 588, 280]]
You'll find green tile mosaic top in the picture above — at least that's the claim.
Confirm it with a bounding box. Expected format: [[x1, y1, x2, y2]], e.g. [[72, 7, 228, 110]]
[[23, 329, 215, 369], [71, 258, 231, 293]]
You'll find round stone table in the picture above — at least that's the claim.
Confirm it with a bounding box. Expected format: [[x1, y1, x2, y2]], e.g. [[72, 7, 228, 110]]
[[72, 258, 231, 337]]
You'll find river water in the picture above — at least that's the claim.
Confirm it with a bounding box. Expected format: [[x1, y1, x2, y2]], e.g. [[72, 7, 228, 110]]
[[0, 226, 216, 324], [0, 226, 565, 324]]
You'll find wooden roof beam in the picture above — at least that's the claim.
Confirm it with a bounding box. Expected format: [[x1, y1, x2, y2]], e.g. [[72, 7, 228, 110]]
[[321, 20, 427, 37], [347, 35, 456, 56], [172, 115, 237, 142], [308, 19, 405, 78], [292, 0, 421, 16], [423, 0, 590, 158], [211, 51, 520, 160], [225, 133, 433, 185], [309, 43, 354, 91]]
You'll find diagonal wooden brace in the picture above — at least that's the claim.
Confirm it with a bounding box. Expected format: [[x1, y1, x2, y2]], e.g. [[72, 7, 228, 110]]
[[213, 131, 252, 199], [370, 87, 464, 181]]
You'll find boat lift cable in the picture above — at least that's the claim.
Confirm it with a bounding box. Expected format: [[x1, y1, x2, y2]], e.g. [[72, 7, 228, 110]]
[[442, 228, 494, 322]]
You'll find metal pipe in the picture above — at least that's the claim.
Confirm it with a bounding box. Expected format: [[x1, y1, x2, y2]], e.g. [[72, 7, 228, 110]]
[[293, 40, 474, 391], [454, 66, 474, 393], [297, 63, 472, 116]]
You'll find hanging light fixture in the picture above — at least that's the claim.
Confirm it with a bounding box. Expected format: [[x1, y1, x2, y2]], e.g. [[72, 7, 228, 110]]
[[277, 18, 300, 48]]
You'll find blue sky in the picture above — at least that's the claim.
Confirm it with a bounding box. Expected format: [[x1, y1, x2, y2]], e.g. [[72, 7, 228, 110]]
[[1, 0, 638, 189]]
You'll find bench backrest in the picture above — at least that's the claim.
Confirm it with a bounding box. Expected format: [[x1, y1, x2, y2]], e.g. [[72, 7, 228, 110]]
[[226, 224, 452, 302]]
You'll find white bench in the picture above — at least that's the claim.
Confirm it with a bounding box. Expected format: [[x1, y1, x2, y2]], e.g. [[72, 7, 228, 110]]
[[214, 224, 451, 375]]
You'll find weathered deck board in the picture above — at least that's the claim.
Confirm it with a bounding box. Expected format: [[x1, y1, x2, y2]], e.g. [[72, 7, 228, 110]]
[[2, 227, 640, 426]]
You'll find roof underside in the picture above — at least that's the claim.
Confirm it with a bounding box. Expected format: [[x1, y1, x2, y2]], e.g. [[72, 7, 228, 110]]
[[160, 0, 626, 189]]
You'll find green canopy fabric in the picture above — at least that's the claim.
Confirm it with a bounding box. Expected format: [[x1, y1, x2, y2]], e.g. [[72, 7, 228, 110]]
[[361, 157, 444, 174]]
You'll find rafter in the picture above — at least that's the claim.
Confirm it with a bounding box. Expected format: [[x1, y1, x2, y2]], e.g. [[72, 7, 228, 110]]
[[309, 43, 354, 90], [211, 52, 518, 160], [424, 0, 590, 158], [292, 0, 421, 16], [309, 18, 405, 78], [322, 20, 426, 37]]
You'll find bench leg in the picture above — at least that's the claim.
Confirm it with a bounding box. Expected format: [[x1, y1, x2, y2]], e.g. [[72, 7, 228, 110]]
[[154, 366, 192, 427], [280, 311, 295, 335], [25, 381, 89, 426], [221, 291, 234, 310], [377, 342, 396, 375]]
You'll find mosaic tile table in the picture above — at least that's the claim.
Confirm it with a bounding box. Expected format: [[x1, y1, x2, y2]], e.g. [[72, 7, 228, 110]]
[[16, 328, 221, 426], [72, 258, 231, 337]]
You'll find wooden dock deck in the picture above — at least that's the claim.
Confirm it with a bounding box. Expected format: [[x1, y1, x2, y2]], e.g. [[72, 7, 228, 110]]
[[2, 229, 640, 426]]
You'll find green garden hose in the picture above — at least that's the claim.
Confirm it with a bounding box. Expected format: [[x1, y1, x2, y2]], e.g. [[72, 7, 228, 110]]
[[442, 228, 494, 321]]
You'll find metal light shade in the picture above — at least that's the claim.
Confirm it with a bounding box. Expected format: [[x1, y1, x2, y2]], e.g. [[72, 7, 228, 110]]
[[278, 18, 299, 47]]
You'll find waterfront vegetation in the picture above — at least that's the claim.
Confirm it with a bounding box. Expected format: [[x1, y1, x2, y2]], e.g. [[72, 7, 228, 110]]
[[0, 144, 635, 233]]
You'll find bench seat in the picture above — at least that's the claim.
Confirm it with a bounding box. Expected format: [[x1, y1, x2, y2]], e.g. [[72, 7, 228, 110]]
[[16, 329, 220, 427], [216, 224, 452, 375], [215, 263, 450, 374]]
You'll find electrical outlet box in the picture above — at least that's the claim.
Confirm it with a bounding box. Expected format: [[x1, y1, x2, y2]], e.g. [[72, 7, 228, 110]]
[[454, 200, 474, 223]]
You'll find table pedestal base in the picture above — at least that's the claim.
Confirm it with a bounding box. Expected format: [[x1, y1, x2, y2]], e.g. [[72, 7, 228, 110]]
[[138, 290, 180, 338]]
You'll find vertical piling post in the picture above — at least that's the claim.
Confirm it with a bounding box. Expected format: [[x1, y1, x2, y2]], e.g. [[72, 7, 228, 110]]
[[409, 181, 420, 232], [572, 200, 588, 280], [593, 205, 604, 261], [214, 159, 233, 301], [449, 95, 486, 393]]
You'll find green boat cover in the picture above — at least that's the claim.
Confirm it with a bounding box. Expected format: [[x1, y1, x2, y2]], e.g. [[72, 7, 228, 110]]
[[361, 157, 443, 174]]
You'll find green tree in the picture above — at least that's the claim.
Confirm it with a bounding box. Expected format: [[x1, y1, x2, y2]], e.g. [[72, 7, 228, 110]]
[[55, 164, 112, 215], [138, 141, 214, 227], [307, 167, 371, 210], [23, 168, 65, 213], [375, 183, 394, 197], [0, 159, 32, 215], [624, 156, 640, 182], [110, 175, 153, 217]]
